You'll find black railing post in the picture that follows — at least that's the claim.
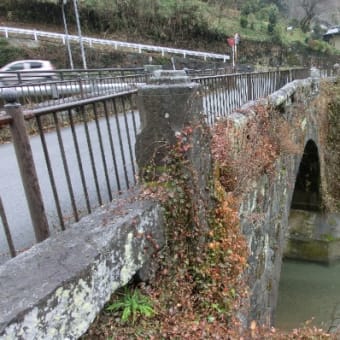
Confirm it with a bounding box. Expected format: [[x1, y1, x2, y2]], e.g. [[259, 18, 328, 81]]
[[78, 76, 84, 99], [0, 196, 16, 257], [17, 72, 22, 84], [247, 73, 252, 101], [4, 89, 50, 242]]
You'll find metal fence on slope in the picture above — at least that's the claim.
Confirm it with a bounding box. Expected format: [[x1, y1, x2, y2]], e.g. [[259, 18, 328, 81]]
[[0, 26, 230, 62], [0, 68, 147, 109]]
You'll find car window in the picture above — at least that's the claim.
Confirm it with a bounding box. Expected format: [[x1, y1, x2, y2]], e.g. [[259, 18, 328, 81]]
[[8, 63, 25, 71], [29, 62, 43, 69]]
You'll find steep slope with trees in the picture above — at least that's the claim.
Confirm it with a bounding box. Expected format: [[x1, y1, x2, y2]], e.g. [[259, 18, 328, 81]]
[[0, 0, 339, 69]]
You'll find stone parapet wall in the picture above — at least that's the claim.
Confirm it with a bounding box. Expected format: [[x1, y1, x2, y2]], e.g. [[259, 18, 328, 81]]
[[225, 78, 323, 326], [0, 194, 164, 339]]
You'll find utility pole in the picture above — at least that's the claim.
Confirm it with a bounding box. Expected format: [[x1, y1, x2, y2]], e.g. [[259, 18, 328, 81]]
[[60, 0, 74, 69], [73, 0, 87, 69], [227, 36, 235, 72], [234, 33, 240, 68]]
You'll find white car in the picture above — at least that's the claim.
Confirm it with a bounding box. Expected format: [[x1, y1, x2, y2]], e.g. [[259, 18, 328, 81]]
[[0, 60, 58, 86]]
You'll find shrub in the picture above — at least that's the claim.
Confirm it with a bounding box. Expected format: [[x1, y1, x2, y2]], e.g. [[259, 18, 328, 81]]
[[105, 287, 155, 324], [0, 39, 24, 67], [240, 16, 248, 28]]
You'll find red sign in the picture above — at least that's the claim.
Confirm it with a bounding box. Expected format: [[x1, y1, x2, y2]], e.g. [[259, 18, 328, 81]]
[[227, 38, 235, 47]]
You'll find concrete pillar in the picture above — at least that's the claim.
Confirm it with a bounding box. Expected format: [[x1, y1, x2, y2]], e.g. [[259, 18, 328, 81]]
[[135, 69, 212, 239], [135, 69, 204, 175], [310, 66, 321, 78]]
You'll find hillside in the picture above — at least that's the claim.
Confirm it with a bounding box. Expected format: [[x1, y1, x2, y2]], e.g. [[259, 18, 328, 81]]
[[0, 0, 339, 69]]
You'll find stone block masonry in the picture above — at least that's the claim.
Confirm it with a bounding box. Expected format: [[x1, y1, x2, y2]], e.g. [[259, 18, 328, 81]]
[[227, 77, 338, 327], [0, 195, 164, 339]]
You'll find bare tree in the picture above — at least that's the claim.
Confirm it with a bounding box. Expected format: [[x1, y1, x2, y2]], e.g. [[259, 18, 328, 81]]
[[299, 0, 321, 32]]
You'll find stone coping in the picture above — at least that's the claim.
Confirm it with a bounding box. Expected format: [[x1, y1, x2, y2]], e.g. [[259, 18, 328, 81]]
[[0, 193, 164, 339]]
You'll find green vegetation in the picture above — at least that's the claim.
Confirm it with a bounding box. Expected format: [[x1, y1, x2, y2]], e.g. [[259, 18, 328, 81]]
[[0, 39, 25, 66], [322, 79, 340, 211], [320, 233, 336, 242], [105, 287, 155, 324], [1, 0, 339, 52], [0, 0, 339, 70]]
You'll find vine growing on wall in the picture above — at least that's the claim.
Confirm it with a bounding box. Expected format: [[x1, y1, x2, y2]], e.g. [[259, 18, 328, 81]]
[[139, 123, 249, 337], [82, 121, 250, 338], [212, 102, 302, 196], [82, 102, 332, 338], [318, 78, 340, 212]]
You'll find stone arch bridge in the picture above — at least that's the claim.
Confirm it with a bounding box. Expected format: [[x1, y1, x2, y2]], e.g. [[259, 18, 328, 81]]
[[0, 70, 339, 338], [226, 78, 339, 326]]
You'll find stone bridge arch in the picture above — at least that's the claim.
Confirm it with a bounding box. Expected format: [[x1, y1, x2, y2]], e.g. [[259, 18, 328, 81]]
[[229, 78, 330, 327], [291, 139, 322, 212], [285, 133, 340, 266]]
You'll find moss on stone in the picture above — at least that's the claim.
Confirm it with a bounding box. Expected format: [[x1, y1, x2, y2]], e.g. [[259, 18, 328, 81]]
[[285, 239, 329, 262]]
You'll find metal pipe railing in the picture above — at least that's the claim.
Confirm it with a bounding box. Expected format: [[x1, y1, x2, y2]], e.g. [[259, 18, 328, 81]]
[[0, 67, 146, 85], [0, 72, 147, 109], [3, 90, 50, 243], [0, 88, 139, 263], [0, 26, 230, 62], [193, 68, 310, 125], [0, 67, 328, 263]]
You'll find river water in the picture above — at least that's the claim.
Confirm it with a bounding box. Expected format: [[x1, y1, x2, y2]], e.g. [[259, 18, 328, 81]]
[[275, 259, 340, 331]]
